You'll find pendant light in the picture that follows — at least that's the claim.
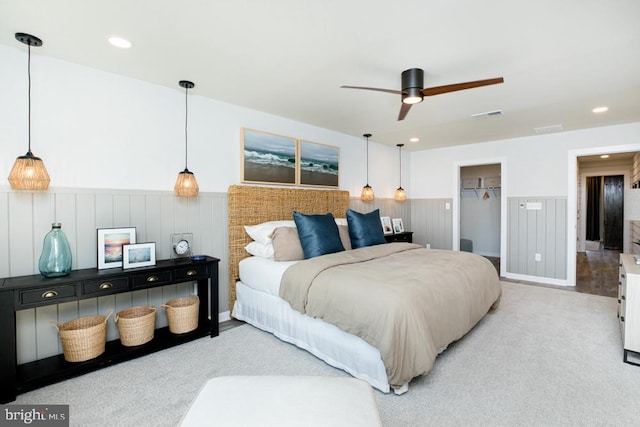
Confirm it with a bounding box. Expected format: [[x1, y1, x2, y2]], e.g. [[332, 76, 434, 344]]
[[361, 133, 374, 201], [394, 143, 407, 201], [8, 33, 50, 191], [174, 80, 199, 197]]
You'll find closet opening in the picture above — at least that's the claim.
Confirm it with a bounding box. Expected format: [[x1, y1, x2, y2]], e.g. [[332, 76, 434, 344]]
[[459, 164, 501, 275]]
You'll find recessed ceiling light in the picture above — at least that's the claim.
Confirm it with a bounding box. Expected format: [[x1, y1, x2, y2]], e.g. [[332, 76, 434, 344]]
[[409, 137, 419, 143], [108, 36, 132, 49], [600, 154, 610, 159], [592, 106, 608, 113]]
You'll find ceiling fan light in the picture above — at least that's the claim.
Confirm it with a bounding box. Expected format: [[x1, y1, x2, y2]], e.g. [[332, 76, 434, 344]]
[[402, 87, 423, 104]]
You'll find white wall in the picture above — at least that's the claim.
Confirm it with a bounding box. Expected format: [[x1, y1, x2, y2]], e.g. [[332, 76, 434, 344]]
[[0, 45, 408, 198], [410, 123, 640, 199]]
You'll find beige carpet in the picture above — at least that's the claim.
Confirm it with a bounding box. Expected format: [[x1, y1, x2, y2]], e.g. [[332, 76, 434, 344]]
[[14, 281, 640, 426]]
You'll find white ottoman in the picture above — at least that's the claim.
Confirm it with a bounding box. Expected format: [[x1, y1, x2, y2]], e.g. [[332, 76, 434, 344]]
[[179, 376, 382, 427]]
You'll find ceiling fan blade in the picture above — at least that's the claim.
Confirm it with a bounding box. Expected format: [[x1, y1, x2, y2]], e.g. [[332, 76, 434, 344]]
[[397, 103, 412, 121], [340, 85, 402, 95], [422, 77, 504, 97]]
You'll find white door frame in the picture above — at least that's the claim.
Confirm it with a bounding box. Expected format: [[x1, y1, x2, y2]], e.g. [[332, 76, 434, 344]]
[[568, 143, 640, 286], [453, 156, 507, 277]]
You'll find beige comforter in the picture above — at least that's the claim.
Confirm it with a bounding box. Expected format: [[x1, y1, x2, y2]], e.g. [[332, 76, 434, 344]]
[[279, 243, 502, 388]]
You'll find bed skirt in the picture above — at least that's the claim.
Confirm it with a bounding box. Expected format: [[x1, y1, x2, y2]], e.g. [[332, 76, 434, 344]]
[[232, 281, 395, 393]]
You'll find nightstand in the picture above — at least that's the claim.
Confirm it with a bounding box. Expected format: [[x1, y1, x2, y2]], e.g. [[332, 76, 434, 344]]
[[384, 232, 413, 243]]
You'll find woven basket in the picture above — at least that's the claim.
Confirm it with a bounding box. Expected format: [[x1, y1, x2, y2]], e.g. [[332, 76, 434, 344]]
[[115, 305, 156, 347], [52, 310, 112, 362], [162, 295, 199, 334]]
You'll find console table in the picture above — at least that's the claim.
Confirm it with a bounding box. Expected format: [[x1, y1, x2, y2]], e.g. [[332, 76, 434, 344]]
[[0, 256, 219, 403]]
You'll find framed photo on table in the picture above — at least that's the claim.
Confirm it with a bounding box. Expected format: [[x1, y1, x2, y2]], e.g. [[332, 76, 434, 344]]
[[380, 216, 393, 235], [122, 243, 156, 269], [392, 218, 404, 234], [97, 227, 136, 269]]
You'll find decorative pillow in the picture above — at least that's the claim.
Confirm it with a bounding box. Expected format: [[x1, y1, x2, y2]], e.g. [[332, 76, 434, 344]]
[[293, 211, 345, 259], [244, 220, 296, 245], [346, 208, 387, 249], [337, 225, 352, 250], [270, 227, 305, 261], [244, 241, 274, 258]]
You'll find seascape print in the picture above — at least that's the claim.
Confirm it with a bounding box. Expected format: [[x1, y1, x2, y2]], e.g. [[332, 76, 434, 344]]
[[104, 232, 132, 263], [242, 129, 296, 184], [299, 141, 339, 187]]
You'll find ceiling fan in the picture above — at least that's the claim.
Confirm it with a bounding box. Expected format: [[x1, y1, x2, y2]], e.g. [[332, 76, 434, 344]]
[[341, 68, 504, 121]]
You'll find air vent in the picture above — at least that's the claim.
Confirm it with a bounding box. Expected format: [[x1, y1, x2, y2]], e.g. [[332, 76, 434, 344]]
[[533, 124, 564, 135], [471, 110, 503, 118]]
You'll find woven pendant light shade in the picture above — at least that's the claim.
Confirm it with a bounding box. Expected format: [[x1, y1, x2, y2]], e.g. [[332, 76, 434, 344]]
[[9, 32, 50, 191], [8, 152, 50, 190], [174, 168, 199, 197], [394, 187, 406, 201], [361, 133, 375, 201], [174, 80, 199, 197], [361, 185, 375, 201]]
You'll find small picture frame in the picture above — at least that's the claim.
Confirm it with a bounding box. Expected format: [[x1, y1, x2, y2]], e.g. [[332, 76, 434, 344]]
[[122, 242, 156, 269], [380, 216, 393, 235], [97, 227, 137, 270], [392, 218, 404, 234]]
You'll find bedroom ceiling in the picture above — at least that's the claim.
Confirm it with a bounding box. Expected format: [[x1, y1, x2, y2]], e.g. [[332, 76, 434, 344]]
[[1, 0, 639, 151]]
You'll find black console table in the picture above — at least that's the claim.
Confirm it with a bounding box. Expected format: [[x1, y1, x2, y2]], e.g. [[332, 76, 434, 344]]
[[0, 256, 219, 403]]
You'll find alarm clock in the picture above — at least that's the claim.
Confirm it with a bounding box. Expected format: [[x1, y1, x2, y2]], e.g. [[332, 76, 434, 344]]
[[171, 233, 193, 259]]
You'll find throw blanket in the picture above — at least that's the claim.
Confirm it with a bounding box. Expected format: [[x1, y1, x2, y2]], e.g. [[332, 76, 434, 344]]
[[279, 243, 502, 388]]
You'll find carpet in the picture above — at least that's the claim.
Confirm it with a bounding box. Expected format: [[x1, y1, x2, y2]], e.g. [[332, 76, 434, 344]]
[[13, 281, 640, 426]]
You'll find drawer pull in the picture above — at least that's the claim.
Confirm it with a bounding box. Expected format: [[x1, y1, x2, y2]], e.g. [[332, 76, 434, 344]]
[[622, 295, 626, 300], [186, 269, 197, 276], [146, 275, 159, 282], [99, 282, 113, 290], [42, 290, 58, 299], [621, 316, 625, 322], [621, 273, 625, 278]]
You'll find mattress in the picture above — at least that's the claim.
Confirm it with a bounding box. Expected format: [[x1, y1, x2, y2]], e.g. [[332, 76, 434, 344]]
[[238, 256, 298, 296]]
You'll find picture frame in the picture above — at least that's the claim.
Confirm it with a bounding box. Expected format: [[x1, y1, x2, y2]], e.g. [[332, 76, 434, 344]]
[[298, 140, 340, 188], [241, 128, 297, 185], [392, 218, 404, 234], [122, 242, 156, 269], [97, 227, 136, 270], [380, 216, 393, 235]]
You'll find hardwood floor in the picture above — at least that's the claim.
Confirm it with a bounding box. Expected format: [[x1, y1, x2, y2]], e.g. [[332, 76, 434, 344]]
[[576, 247, 620, 297]]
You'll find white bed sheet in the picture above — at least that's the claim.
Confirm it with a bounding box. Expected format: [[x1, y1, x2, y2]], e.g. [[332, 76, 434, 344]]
[[239, 256, 299, 296], [232, 281, 392, 393]]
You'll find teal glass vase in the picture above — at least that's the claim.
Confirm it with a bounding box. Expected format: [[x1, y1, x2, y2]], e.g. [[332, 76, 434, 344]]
[[38, 223, 72, 277]]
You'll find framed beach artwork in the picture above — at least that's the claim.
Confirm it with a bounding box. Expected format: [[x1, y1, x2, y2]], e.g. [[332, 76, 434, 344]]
[[241, 128, 297, 185], [298, 140, 340, 188], [392, 218, 404, 234], [122, 242, 156, 269], [97, 227, 137, 269]]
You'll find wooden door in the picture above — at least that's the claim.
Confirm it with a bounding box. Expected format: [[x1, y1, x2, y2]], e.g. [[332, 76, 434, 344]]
[[603, 175, 624, 249]]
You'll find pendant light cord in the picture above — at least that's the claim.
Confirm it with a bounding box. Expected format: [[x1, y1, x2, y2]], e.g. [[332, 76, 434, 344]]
[[398, 145, 402, 188], [184, 85, 189, 170], [27, 43, 32, 154]]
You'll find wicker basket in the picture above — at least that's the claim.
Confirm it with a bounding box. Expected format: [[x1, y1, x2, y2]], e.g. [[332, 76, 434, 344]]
[[162, 295, 199, 334], [115, 305, 156, 346], [52, 310, 112, 362]]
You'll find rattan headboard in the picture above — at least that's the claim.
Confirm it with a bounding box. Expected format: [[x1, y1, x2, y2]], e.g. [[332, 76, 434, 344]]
[[227, 185, 350, 312]]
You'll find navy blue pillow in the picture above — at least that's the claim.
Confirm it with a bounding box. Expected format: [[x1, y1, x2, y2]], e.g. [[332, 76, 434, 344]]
[[293, 211, 345, 259], [346, 209, 387, 249]]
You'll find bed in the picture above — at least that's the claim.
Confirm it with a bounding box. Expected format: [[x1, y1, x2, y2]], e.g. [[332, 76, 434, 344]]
[[228, 185, 501, 394]]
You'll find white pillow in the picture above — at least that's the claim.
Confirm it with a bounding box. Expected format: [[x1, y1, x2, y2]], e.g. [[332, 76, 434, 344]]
[[244, 220, 296, 245], [244, 241, 274, 258]]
